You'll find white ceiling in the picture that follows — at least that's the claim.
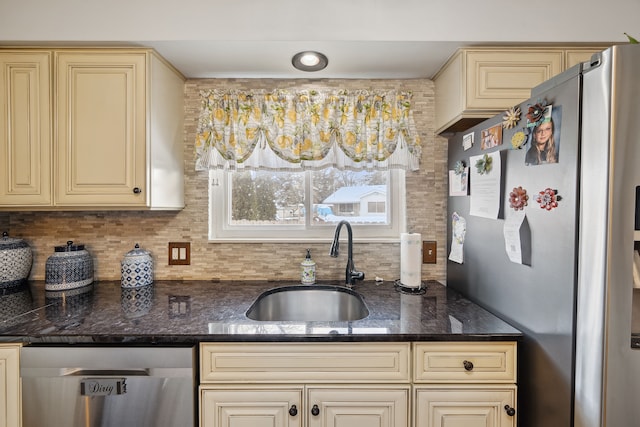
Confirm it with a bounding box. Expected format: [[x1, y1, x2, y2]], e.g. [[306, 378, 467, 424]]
[[1, 0, 639, 79]]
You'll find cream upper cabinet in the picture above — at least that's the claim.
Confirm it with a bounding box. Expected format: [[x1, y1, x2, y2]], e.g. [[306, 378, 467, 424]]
[[0, 51, 52, 207], [565, 48, 605, 68], [0, 343, 21, 427], [0, 47, 185, 210], [434, 46, 609, 134], [55, 52, 147, 207]]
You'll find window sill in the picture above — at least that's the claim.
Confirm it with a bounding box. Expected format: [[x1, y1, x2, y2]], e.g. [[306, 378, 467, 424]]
[[207, 236, 402, 244]]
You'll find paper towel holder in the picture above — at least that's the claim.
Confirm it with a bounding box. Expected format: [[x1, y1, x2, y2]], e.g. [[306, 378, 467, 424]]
[[394, 279, 427, 295]]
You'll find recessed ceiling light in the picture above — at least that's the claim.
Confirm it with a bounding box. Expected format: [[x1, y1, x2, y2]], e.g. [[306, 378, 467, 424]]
[[292, 51, 328, 72]]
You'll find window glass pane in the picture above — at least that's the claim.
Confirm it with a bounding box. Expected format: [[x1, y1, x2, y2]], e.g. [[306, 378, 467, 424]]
[[311, 169, 389, 225], [210, 169, 403, 241], [230, 171, 305, 225]]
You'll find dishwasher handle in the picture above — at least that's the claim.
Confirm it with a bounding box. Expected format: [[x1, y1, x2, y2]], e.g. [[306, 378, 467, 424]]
[[64, 368, 149, 377]]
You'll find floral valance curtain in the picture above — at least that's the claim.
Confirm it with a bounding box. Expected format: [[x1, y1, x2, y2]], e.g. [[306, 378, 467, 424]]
[[194, 89, 422, 171]]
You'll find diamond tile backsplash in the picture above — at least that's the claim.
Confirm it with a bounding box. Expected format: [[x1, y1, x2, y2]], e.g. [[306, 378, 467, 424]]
[[7, 78, 447, 283]]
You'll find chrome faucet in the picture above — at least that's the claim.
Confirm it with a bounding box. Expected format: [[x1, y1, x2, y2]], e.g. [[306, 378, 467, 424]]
[[329, 220, 365, 288]]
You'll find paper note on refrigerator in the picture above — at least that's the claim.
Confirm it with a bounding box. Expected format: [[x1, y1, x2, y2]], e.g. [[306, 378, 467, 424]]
[[469, 151, 501, 219], [449, 212, 466, 264], [503, 210, 526, 264], [449, 168, 469, 196]]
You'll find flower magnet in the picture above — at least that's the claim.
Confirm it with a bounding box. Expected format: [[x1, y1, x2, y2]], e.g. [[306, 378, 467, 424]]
[[535, 188, 561, 210], [474, 154, 493, 175], [502, 106, 521, 129], [511, 131, 527, 149], [526, 99, 548, 126], [509, 186, 528, 211]]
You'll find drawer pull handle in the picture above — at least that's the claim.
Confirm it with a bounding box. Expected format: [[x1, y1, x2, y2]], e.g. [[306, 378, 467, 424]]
[[504, 405, 516, 416], [311, 404, 320, 416], [289, 405, 298, 416], [463, 360, 474, 371], [133, 187, 142, 194]]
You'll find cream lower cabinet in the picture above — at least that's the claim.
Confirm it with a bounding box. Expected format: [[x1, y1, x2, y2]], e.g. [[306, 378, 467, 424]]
[[200, 385, 409, 427], [413, 342, 517, 427], [415, 386, 516, 427], [199, 341, 518, 427], [201, 386, 303, 427], [0, 343, 21, 427], [199, 343, 411, 427], [0, 48, 184, 210], [307, 386, 409, 427]]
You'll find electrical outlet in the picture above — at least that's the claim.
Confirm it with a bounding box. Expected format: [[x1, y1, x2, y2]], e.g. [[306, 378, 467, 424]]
[[168, 242, 191, 265], [423, 241, 437, 264]]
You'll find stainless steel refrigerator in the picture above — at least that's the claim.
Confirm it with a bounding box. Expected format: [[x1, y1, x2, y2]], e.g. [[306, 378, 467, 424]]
[[446, 44, 640, 427]]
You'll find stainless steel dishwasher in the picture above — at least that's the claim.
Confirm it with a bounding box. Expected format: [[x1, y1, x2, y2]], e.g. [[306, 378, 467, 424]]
[[21, 346, 195, 427]]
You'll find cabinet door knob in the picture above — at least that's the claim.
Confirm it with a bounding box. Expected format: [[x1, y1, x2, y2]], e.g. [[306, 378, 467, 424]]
[[311, 404, 320, 416], [463, 360, 474, 371], [133, 187, 142, 194], [504, 405, 516, 416], [288, 405, 298, 416]]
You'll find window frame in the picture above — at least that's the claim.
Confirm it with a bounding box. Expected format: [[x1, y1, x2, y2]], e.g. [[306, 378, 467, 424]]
[[208, 169, 406, 242]]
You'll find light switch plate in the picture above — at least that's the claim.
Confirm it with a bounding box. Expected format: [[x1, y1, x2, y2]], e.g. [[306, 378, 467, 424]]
[[423, 241, 437, 264], [168, 242, 191, 265]]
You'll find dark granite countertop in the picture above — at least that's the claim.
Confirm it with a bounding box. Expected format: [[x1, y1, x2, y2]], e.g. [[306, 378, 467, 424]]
[[0, 279, 521, 344]]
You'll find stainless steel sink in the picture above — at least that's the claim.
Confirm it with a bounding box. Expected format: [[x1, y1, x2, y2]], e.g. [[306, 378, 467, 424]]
[[246, 285, 369, 321]]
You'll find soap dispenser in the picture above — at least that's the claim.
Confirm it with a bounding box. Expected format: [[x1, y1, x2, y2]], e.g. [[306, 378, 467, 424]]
[[301, 248, 316, 285]]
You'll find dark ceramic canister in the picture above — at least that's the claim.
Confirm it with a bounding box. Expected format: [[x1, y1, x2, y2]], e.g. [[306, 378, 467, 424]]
[[0, 231, 33, 287], [45, 241, 94, 291], [121, 243, 153, 288]]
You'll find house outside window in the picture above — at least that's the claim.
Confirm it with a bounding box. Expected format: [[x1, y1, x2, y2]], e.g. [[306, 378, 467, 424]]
[[323, 186, 386, 219]]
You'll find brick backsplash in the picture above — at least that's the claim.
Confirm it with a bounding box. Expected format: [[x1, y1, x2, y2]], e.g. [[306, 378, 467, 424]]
[[8, 78, 448, 283], [0, 213, 8, 234]]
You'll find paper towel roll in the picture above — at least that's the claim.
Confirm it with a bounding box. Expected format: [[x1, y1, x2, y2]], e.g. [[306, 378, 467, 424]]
[[400, 233, 422, 288]]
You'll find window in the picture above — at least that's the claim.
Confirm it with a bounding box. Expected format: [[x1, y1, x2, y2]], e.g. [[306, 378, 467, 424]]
[[368, 201, 386, 214], [209, 168, 406, 241]]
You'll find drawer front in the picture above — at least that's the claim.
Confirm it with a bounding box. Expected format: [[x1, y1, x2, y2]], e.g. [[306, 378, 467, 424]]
[[200, 342, 410, 383], [413, 342, 516, 383]]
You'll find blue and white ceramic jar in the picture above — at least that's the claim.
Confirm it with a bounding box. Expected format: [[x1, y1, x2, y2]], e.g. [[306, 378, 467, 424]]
[[121, 243, 153, 288], [0, 231, 33, 288], [45, 241, 94, 291]]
